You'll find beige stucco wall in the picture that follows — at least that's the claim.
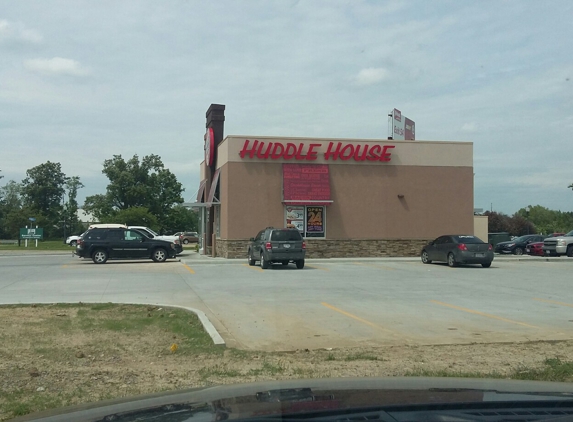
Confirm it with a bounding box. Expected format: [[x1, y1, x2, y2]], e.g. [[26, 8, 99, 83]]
[[474, 215, 489, 243]]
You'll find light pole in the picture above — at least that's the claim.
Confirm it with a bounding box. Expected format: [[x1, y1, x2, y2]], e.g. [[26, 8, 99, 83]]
[[525, 206, 531, 235]]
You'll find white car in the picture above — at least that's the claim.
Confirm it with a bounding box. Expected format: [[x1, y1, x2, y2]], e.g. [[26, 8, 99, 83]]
[[65, 235, 82, 246]]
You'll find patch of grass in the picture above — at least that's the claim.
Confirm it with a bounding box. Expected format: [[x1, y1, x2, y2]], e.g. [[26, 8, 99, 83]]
[[0, 240, 71, 251], [325, 353, 336, 361], [344, 353, 380, 361], [199, 365, 242, 380], [511, 358, 573, 382], [248, 361, 287, 376], [2, 389, 66, 419]]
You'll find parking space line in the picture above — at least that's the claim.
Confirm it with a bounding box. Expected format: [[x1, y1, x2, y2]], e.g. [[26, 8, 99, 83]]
[[242, 264, 263, 272], [533, 298, 573, 308], [430, 300, 538, 328], [182, 263, 195, 274], [306, 265, 329, 271], [321, 302, 399, 336], [353, 262, 395, 271]]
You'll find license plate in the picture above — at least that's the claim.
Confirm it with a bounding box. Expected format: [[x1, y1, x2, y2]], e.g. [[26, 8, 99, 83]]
[[475, 253, 485, 257], [283, 244, 291, 249], [526, 248, 530, 253]]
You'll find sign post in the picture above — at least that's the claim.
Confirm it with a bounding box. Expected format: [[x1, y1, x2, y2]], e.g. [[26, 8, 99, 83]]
[[20, 227, 44, 247]]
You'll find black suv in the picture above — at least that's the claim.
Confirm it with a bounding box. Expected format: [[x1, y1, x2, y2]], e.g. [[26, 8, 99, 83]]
[[248, 227, 306, 269], [75, 227, 178, 264]]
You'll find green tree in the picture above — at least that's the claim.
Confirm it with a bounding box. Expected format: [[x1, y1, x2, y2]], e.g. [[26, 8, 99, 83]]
[[64, 176, 85, 235], [21, 161, 66, 222], [161, 205, 198, 234], [0, 180, 24, 238], [84, 154, 184, 229], [112, 207, 158, 228]]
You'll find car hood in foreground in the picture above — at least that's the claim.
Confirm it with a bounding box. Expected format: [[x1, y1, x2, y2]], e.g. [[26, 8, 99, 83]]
[[13, 377, 573, 422]]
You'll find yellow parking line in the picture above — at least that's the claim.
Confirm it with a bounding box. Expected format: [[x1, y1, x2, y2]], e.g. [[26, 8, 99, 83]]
[[353, 262, 395, 271], [431, 300, 538, 328], [533, 298, 573, 308], [182, 263, 195, 274], [321, 302, 399, 335], [306, 265, 329, 271], [242, 263, 263, 272], [61, 264, 68, 268]]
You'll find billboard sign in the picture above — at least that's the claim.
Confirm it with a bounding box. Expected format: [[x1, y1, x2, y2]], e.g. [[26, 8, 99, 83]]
[[391, 108, 415, 140]]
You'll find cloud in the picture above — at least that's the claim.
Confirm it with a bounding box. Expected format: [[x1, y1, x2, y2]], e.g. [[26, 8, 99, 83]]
[[461, 122, 477, 132], [0, 19, 43, 44], [355, 67, 389, 86], [24, 57, 89, 76]]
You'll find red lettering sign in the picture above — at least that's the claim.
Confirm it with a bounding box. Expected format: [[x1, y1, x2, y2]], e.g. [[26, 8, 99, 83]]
[[239, 140, 394, 162]]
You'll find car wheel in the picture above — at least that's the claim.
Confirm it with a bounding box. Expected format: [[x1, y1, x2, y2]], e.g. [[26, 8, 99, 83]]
[[70, 240, 77, 247], [421, 250, 432, 264], [296, 259, 305, 269], [183, 239, 189, 244], [248, 249, 256, 266], [482, 262, 492, 268], [447, 253, 457, 267], [567, 245, 573, 258], [152, 248, 167, 262], [281, 261, 289, 266], [514, 247, 524, 255], [92, 249, 108, 264], [260, 252, 269, 269]]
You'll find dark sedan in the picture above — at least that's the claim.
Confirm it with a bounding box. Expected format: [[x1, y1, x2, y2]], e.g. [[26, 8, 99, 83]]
[[421, 235, 494, 268], [494, 234, 545, 255]]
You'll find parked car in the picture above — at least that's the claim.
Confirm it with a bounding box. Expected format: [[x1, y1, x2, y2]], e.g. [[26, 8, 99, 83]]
[[175, 231, 199, 244], [526, 233, 565, 256], [128, 226, 183, 254], [421, 235, 494, 268], [493, 234, 545, 255], [65, 234, 82, 246], [248, 227, 306, 269], [75, 227, 177, 264], [542, 230, 573, 257]]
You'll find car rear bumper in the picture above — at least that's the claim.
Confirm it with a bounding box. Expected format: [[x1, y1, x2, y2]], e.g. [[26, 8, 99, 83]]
[[266, 252, 305, 261], [456, 251, 494, 264]]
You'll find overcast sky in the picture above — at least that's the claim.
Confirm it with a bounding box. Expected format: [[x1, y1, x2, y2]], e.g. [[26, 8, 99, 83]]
[[1, 0, 572, 215]]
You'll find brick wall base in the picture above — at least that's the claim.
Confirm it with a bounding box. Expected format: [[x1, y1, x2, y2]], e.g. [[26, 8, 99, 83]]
[[215, 239, 430, 259]]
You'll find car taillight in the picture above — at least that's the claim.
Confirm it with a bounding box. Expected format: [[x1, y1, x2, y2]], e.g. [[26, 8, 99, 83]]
[[488, 244, 493, 250], [457, 243, 468, 251], [265, 242, 272, 250], [302, 241, 306, 250], [78, 239, 84, 247]]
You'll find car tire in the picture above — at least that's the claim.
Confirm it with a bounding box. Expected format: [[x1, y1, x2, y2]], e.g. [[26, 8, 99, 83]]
[[70, 240, 77, 247], [183, 239, 189, 244], [514, 247, 524, 255], [447, 253, 457, 267], [296, 259, 305, 269], [567, 245, 573, 258], [248, 250, 256, 266], [421, 250, 432, 264], [92, 249, 108, 264], [482, 262, 492, 268], [281, 261, 289, 266], [260, 252, 270, 269], [152, 248, 168, 262]]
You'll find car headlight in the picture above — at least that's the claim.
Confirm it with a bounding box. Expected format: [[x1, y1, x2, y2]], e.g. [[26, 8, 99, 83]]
[[558, 239, 566, 246], [170, 243, 176, 249], [507, 243, 515, 247]]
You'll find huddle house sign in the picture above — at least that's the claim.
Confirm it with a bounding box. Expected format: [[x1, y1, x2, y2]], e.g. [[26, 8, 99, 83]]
[[239, 139, 396, 162]]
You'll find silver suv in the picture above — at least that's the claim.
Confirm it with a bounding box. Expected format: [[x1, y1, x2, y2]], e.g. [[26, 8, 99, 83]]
[[248, 227, 306, 269]]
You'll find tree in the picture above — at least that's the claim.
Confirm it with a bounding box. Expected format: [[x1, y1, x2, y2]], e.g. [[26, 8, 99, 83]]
[[0, 180, 24, 239], [84, 154, 184, 229], [64, 176, 85, 235], [112, 207, 158, 228], [161, 205, 198, 234], [21, 161, 66, 221]]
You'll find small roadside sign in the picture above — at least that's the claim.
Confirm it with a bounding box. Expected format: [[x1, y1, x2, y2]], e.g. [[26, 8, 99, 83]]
[[20, 228, 44, 240]]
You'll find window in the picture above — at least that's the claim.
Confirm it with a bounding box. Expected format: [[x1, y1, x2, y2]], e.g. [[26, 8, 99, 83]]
[[107, 229, 123, 240], [124, 230, 144, 241], [284, 205, 326, 238]]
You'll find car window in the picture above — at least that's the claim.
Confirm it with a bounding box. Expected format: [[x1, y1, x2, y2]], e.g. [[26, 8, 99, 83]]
[[124, 230, 144, 241], [271, 230, 302, 241], [453, 235, 484, 244], [107, 229, 123, 240], [254, 230, 264, 241], [84, 230, 106, 240], [434, 236, 449, 245]]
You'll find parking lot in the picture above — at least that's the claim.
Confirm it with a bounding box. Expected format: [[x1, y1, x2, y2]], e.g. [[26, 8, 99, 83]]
[[1, 252, 572, 351]]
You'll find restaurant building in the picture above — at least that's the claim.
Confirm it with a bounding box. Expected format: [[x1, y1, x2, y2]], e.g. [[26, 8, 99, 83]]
[[195, 104, 474, 259]]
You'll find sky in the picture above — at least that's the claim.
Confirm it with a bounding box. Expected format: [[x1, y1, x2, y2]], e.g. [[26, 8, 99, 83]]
[[1, 0, 572, 215]]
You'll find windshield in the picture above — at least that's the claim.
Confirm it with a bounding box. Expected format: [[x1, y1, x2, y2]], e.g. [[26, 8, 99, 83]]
[[2, 2, 573, 421]]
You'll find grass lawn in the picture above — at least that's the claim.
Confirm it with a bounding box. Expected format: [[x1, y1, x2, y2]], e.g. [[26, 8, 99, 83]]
[[0, 240, 72, 251]]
